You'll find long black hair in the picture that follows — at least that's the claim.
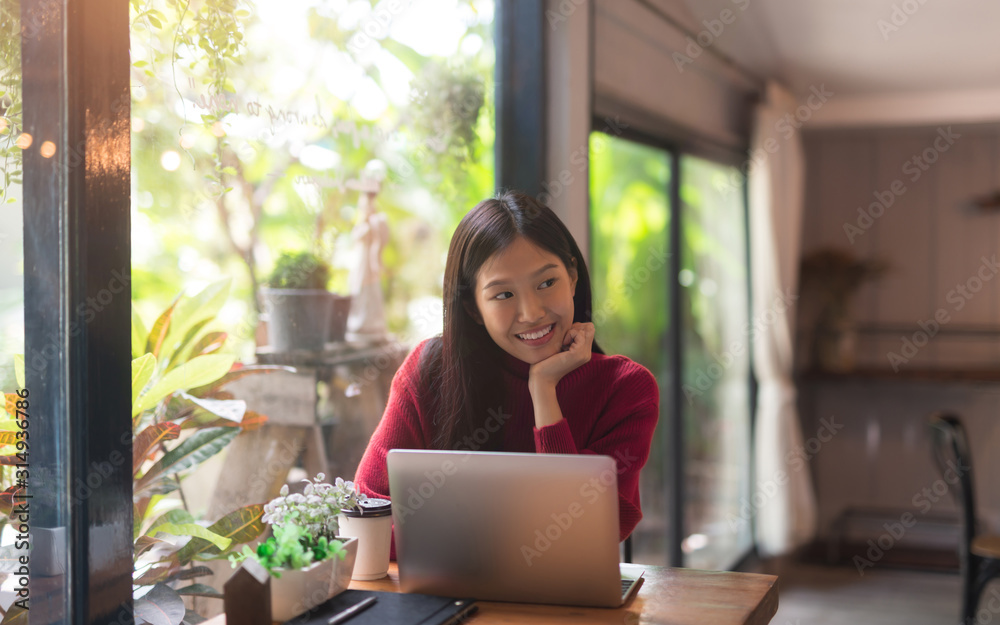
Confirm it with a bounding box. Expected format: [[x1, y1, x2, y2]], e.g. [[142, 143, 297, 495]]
[[418, 191, 603, 450]]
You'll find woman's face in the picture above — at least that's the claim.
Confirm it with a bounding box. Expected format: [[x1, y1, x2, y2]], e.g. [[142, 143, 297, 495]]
[[469, 236, 578, 364]]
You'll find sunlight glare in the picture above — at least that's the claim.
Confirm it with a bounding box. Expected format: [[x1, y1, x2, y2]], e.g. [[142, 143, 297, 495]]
[[392, 0, 467, 56], [160, 150, 181, 171], [352, 77, 389, 120]]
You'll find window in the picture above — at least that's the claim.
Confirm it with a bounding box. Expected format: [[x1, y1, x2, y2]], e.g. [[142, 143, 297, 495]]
[[679, 154, 752, 570], [589, 131, 753, 568], [588, 132, 671, 564]]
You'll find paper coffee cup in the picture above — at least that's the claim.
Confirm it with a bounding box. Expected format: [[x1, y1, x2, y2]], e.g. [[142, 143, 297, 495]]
[[338, 498, 392, 581]]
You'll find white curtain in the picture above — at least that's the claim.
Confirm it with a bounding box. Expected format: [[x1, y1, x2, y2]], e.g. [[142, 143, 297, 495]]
[[749, 81, 818, 556]]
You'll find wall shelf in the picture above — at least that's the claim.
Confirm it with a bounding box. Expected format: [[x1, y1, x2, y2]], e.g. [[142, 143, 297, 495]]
[[799, 367, 1000, 383]]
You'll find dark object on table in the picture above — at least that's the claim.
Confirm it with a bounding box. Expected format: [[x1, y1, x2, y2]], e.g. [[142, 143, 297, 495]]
[[325, 595, 376, 624], [224, 558, 272, 625], [927, 412, 1000, 623], [283, 589, 476, 625]]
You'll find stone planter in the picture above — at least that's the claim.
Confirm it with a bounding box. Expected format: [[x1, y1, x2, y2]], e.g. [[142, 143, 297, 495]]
[[259, 288, 334, 352], [269, 536, 358, 621]]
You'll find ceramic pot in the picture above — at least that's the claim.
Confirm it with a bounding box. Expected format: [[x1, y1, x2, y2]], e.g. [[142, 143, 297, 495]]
[[259, 287, 334, 352], [269, 536, 358, 620]]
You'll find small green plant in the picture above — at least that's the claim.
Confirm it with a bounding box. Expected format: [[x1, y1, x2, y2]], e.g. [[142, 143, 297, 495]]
[[230, 473, 361, 578], [265, 251, 331, 290], [229, 523, 346, 578], [261, 473, 365, 541]]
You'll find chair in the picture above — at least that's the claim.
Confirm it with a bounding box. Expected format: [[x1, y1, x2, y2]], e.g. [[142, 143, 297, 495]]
[[927, 412, 1000, 622]]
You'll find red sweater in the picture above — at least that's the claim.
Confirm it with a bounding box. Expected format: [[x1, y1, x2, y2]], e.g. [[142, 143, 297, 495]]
[[354, 338, 659, 558]]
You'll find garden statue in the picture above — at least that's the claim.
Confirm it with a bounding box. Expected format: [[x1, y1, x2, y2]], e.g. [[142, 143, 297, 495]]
[[345, 161, 389, 342]]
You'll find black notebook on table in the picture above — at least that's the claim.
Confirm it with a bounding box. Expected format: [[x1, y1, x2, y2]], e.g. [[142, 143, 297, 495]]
[[282, 589, 477, 625]]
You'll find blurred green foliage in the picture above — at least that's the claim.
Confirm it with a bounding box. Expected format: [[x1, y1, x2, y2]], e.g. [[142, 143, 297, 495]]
[[264, 251, 331, 290], [588, 130, 673, 564], [0, 0, 22, 203], [588, 132, 670, 373], [129, 0, 496, 357], [589, 133, 752, 568]]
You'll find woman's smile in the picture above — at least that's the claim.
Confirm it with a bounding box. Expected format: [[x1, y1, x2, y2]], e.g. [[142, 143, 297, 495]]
[[516, 323, 555, 345]]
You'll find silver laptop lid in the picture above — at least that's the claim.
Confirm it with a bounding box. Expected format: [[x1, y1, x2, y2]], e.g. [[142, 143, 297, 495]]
[[387, 449, 623, 607]]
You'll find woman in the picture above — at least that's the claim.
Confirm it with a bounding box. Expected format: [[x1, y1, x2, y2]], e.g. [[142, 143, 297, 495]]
[[354, 191, 659, 553]]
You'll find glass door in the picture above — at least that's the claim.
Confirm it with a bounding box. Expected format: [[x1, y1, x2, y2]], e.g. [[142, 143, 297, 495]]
[[679, 154, 753, 570], [588, 131, 671, 565], [589, 132, 753, 569]]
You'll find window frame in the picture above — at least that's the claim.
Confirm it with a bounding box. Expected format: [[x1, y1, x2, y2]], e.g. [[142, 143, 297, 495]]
[[22, 0, 134, 620], [495, 0, 546, 194]]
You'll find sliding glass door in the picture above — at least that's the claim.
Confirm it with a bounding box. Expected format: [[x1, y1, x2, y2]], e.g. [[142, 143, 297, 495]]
[[679, 155, 753, 570], [589, 132, 752, 569], [588, 133, 671, 564]]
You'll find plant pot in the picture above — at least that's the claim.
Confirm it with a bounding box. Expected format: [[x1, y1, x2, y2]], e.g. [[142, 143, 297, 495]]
[[816, 322, 858, 373], [269, 536, 358, 621], [259, 288, 334, 352], [329, 294, 352, 343]]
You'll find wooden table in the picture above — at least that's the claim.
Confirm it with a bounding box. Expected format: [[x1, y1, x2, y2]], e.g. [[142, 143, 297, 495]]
[[204, 562, 779, 625]]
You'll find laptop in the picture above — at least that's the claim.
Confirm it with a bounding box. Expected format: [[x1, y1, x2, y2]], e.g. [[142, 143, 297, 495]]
[[386, 449, 644, 608]]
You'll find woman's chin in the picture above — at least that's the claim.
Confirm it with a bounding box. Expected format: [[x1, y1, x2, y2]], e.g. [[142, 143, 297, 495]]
[[514, 339, 564, 364]]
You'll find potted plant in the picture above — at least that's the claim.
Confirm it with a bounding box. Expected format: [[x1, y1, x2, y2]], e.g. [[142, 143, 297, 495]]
[[799, 248, 888, 372], [228, 474, 362, 620], [260, 251, 351, 351]]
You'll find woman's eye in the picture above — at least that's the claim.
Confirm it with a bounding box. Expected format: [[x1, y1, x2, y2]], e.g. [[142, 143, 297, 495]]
[[495, 291, 513, 301], [539, 278, 556, 289]]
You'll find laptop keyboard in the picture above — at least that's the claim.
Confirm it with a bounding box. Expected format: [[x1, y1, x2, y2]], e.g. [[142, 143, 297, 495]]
[[621, 577, 637, 601]]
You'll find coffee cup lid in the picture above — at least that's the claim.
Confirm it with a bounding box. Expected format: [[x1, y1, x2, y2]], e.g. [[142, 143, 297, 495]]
[[341, 497, 392, 517]]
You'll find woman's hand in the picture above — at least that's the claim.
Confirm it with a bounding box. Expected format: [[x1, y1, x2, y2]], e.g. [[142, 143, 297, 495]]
[[528, 322, 595, 393]]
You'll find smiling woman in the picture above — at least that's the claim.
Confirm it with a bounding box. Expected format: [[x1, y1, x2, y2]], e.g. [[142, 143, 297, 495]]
[[470, 237, 579, 365], [354, 191, 660, 557]]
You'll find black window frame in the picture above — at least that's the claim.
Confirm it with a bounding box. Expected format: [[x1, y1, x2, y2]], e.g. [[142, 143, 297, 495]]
[[495, 0, 545, 195], [23, 0, 134, 621]]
